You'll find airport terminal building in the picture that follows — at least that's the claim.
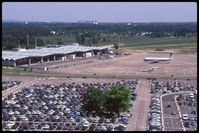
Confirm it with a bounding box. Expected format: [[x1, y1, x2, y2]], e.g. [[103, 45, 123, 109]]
[[2, 44, 108, 68]]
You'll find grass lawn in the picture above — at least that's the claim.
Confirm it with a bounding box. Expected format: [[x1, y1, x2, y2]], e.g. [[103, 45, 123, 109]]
[[120, 37, 197, 47], [2, 67, 43, 76], [119, 37, 197, 53]]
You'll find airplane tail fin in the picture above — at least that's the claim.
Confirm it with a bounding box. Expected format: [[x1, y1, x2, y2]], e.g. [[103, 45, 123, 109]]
[[169, 53, 173, 59]]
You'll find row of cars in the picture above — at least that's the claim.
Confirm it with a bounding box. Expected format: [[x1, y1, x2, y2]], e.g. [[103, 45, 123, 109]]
[[148, 97, 162, 131], [2, 81, 21, 91], [150, 80, 195, 95], [2, 80, 138, 131]]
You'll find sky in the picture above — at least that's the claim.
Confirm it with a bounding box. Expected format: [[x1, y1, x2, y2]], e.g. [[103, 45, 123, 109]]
[[2, 2, 197, 22]]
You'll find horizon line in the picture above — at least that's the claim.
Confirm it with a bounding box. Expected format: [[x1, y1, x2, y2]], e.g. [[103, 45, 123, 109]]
[[2, 20, 197, 23]]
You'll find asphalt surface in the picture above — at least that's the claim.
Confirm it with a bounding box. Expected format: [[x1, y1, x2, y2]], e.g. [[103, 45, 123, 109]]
[[162, 94, 182, 131], [126, 80, 151, 131]]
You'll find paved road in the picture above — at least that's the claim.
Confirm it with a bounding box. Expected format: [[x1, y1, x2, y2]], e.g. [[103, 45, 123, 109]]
[[126, 80, 151, 131], [3, 70, 197, 80]]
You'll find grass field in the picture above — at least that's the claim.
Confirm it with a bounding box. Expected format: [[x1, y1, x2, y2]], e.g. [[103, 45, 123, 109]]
[[119, 37, 197, 53], [2, 68, 44, 76], [120, 37, 197, 47], [39, 35, 196, 53]]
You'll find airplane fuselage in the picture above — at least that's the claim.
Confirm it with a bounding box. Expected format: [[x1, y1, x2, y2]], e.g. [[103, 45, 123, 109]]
[[144, 57, 174, 61]]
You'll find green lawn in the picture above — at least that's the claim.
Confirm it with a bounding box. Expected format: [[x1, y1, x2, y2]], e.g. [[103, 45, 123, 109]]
[[119, 37, 197, 53], [120, 37, 197, 47], [2, 68, 42, 76]]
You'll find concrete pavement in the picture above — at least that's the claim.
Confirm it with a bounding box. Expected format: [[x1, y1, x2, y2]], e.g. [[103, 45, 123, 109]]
[[125, 80, 151, 131]]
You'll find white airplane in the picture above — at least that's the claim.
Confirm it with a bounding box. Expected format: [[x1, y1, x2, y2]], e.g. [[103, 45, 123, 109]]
[[141, 66, 158, 72], [144, 53, 174, 63]]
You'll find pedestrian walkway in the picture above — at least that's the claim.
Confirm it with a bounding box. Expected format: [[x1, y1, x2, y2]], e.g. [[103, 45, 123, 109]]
[[126, 80, 151, 131]]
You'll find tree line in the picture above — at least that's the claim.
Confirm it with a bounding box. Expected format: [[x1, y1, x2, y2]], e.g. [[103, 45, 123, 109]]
[[2, 22, 197, 50]]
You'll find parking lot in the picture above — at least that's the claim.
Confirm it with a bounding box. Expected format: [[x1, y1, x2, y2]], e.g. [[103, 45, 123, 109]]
[[148, 79, 197, 131], [2, 79, 139, 131], [176, 93, 197, 131], [2, 81, 21, 91], [162, 94, 182, 131]]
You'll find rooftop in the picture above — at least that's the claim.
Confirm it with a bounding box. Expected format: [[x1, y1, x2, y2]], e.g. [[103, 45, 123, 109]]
[[2, 45, 105, 60]]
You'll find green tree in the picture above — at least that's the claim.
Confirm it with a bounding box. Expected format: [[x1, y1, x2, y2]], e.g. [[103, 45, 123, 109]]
[[82, 84, 131, 115], [105, 85, 131, 114], [82, 86, 106, 113], [37, 38, 44, 46], [114, 43, 119, 49]]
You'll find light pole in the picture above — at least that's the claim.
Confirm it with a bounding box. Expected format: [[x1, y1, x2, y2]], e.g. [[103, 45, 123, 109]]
[[35, 37, 38, 49], [18, 40, 21, 49], [27, 34, 29, 49]]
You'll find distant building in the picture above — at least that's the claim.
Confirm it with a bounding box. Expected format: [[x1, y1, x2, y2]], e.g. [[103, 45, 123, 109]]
[[47, 44, 60, 48], [51, 31, 56, 35], [78, 20, 99, 24]]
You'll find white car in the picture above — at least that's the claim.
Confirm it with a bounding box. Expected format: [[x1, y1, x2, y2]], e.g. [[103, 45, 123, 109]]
[[70, 118, 75, 123], [10, 116, 17, 121], [8, 111, 14, 115], [33, 110, 42, 115], [26, 111, 32, 115], [14, 111, 20, 115], [23, 106, 28, 110], [119, 124, 127, 128], [64, 108, 70, 114], [20, 115, 28, 121], [54, 115, 60, 120], [48, 110, 55, 115], [5, 121, 15, 128], [151, 107, 161, 110], [150, 110, 161, 114], [82, 121, 89, 127], [152, 116, 161, 119], [41, 124, 49, 130], [151, 118, 161, 122], [105, 119, 111, 123], [150, 122, 161, 126], [182, 114, 189, 120]]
